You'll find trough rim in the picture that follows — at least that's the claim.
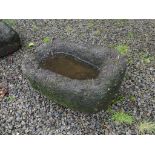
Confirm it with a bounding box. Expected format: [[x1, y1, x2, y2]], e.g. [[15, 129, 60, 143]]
[[22, 39, 126, 91]]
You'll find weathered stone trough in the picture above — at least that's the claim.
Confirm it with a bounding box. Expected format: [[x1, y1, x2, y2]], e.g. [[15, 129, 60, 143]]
[[22, 39, 127, 113]]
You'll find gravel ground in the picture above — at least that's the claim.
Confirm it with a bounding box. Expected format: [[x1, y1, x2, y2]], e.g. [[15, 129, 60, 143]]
[[0, 19, 155, 135]]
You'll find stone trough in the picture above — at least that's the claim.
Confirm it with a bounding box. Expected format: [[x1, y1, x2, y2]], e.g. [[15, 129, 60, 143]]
[[22, 39, 127, 113]]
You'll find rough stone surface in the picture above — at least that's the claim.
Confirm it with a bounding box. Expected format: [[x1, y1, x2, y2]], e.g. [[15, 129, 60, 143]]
[[0, 22, 21, 58], [22, 39, 127, 113]]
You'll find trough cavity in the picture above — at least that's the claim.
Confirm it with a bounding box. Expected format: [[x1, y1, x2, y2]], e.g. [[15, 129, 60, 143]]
[[39, 53, 99, 80]]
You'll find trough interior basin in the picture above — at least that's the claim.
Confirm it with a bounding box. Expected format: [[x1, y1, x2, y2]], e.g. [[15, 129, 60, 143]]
[[39, 53, 100, 80]]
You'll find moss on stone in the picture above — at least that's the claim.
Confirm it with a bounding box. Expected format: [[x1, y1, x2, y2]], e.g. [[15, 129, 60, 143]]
[[28, 77, 97, 113], [28, 78, 72, 106], [2, 19, 16, 27]]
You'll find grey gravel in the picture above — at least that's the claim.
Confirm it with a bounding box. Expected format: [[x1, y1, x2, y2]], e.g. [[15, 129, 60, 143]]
[[0, 19, 155, 135]]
